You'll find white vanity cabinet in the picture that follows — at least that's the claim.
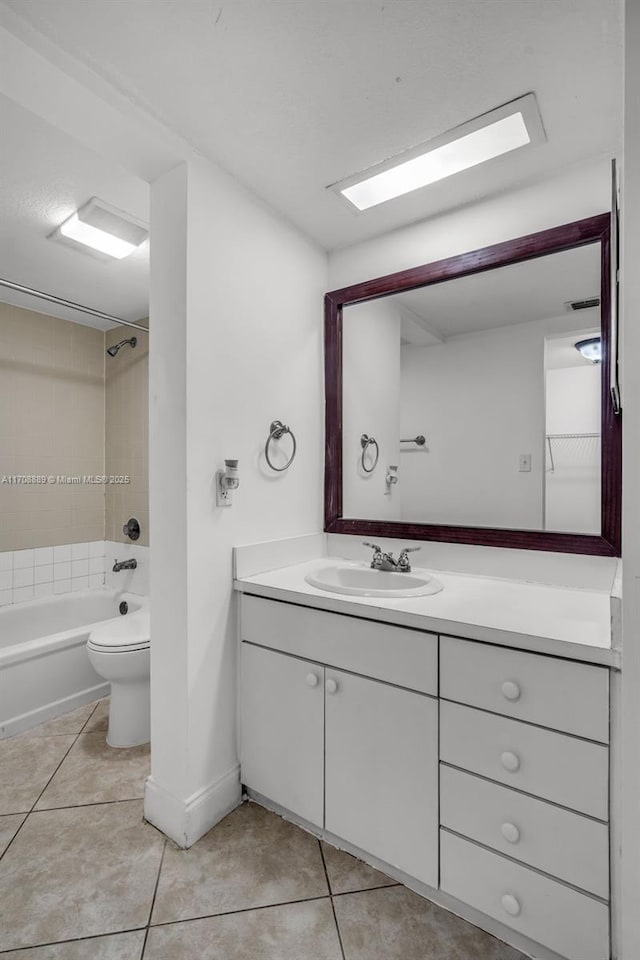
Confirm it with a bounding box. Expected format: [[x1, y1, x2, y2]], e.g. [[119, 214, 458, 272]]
[[238, 593, 612, 960], [239, 595, 439, 886]]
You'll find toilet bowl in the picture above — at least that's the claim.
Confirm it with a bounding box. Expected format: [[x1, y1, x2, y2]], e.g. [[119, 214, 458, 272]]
[[87, 608, 150, 748]]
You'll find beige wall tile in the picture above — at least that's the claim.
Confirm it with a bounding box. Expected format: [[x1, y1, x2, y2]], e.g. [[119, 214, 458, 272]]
[[105, 325, 149, 546], [0, 304, 148, 552], [0, 303, 106, 551]]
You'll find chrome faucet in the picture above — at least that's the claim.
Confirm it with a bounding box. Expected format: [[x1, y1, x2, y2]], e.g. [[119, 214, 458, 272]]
[[363, 542, 421, 573], [112, 558, 137, 573]]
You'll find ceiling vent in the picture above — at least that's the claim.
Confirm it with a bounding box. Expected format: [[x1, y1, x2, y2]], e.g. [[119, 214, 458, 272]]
[[564, 297, 600, 312]]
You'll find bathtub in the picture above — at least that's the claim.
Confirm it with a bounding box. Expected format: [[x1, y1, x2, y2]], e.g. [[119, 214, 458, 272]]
[[0, 589, 147, 738]]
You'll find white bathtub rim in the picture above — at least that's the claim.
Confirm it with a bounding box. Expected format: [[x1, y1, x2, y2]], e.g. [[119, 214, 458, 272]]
[[0, 589, 148, 667], [0, 586, 147, 621], [1, 681, 110, 739]]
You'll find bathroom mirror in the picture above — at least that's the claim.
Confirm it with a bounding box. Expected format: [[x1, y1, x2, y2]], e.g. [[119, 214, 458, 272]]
[[324, 214, 621, 555]]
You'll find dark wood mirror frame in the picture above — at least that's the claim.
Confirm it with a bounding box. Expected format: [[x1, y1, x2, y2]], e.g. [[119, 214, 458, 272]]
[[324, 213, 621, 556]]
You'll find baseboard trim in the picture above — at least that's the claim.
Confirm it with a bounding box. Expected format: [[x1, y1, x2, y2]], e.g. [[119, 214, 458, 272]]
[[144, 764, 242, 848], [0, 682, 110, 738]]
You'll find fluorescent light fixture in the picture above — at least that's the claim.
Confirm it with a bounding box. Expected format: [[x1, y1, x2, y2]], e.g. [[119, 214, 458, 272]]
[[59, 214, 137, 259], [343, 114, 529, 210], [575, 336, 602, 364], [50, 197, 148, 260], [330, 93, 545, 211]]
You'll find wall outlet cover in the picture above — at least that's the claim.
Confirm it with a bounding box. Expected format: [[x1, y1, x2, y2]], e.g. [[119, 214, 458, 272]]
[[216, 471, 232, 507]]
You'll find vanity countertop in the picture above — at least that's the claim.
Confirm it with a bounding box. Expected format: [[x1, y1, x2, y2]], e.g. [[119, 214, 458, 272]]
[[234, 558, 619, 668]]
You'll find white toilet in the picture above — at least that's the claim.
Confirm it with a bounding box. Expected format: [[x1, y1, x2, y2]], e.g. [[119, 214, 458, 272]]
[[87, 608, 150, 748]]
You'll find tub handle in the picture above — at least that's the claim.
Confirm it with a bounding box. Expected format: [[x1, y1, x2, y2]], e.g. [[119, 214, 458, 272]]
[[122, 517, 141, 541]]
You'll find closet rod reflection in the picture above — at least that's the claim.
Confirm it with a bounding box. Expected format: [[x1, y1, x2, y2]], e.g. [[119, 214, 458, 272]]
[[0, 279, 149, 332]]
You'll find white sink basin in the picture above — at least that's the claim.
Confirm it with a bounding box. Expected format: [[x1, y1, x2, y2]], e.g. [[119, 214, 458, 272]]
[[304, 562, 443, 598]]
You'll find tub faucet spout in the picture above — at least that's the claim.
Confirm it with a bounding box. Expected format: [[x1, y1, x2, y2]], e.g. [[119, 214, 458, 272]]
[[113, 558, 137, 573]]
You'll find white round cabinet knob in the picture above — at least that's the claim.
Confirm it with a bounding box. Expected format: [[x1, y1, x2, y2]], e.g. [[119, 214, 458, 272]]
[[501, 894, 521, 917], [501, 751, 520, 773], [501, 822, 521, 844], [306, 673, 319, 688], [326, 677, 339, 695], [501, 680, 521, 701]]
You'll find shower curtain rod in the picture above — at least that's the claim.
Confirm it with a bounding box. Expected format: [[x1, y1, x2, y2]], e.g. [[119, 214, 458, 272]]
[[0, 279, 149, 333]]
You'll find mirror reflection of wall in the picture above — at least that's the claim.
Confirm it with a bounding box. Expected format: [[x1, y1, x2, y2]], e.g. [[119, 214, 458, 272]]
[[342, 299, 401, 520], [544, 331, 601, 535], [342, 243, 601, 534]]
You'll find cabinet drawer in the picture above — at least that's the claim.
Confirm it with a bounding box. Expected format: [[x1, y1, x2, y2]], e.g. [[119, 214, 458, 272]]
[[440, 831, 609, 960], [440, 701, 608, 820], [440, 765, 609, 899], [241, 595, 437, 695], [440, 636, 609, 743]]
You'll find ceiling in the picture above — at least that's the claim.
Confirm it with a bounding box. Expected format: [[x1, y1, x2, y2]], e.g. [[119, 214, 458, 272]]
[[387, 242, 601, 343], [0, 94, 149, 329], [0, 0, 623, 251]]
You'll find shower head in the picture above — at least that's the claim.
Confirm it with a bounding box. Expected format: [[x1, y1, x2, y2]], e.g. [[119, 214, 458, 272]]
[[106, 336, 137, 358]]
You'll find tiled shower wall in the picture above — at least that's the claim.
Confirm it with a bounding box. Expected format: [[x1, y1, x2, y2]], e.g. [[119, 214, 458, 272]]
[[0, 302, 105, 551], [0, 541, 106, 606], [0, 540, 150, 606], [0, 302, 149, 565], [105, 324, 149, 546]]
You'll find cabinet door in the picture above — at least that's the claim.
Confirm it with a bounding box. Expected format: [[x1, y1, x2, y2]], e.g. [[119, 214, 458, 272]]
[[325, 670, 438, 887], [240, 643, 324, 827]]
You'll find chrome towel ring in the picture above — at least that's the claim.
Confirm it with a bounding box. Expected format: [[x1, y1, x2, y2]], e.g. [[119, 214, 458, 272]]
[[265, 420, 297, 472], [360, 434, 379, 473]]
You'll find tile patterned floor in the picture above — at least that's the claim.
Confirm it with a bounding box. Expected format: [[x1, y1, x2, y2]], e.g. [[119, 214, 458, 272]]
[[0, 697, 527, 959]]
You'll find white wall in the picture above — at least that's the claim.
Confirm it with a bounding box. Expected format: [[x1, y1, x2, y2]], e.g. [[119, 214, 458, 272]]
[[342, 299, 401, 519], [545, 365, 600, 535], [329, 161, 610, 291], [546, 365, 601, 434], [621, 1, 640, 955], [147, 158, 327, 845], [148, 163, 190, 813]]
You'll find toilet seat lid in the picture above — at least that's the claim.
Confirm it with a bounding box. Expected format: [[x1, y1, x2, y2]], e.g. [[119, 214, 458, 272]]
[[88, 637, 150, 654], [88, 609, 150, 651]]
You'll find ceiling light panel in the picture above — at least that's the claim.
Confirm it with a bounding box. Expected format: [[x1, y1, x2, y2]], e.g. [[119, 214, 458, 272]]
[[330, 94, 546, 211], [50, 197, 148, 260], [59, 215, 137, 259]]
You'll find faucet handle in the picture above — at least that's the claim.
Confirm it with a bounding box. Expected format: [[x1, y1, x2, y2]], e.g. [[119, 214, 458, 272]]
[[397, 546, 420, 572], [363, 542, 385, 569]]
